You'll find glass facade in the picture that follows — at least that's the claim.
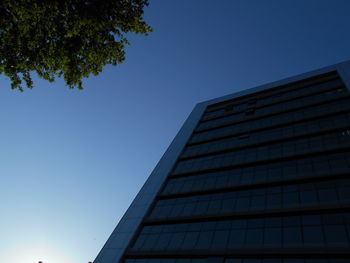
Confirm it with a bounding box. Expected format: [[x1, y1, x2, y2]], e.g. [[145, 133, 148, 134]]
[[121, 71, 350, 263], [126, 259, 350, 263]]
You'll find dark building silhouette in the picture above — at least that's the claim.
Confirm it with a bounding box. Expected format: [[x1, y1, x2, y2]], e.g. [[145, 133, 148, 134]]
[[94, 61, 350, 263]]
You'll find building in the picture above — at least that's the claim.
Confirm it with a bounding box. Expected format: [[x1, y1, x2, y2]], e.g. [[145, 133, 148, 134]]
[[94, 61, 350, 263]]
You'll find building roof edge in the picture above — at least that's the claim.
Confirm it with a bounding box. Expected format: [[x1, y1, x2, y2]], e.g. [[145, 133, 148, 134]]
[[197, 59, 350, 107]]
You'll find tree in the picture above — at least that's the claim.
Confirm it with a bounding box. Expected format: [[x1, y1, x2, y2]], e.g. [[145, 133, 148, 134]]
[[0, 0, 151, 91]]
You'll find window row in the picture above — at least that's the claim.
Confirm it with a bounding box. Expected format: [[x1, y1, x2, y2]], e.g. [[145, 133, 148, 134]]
[[133, 213, 350, 251], [205, 72, 338, 114], [125, 258, 350, 263], [203, 76, 342, 121], [143, 213, 350, 234], [174, 130, 350, 175], [150, 179, 350, 219], [197, 86, 348, 132], [164, 152, 350, 195], [226, 259, 349, 263], [191, 97, 350, 144], [183, 111, 350, 159]]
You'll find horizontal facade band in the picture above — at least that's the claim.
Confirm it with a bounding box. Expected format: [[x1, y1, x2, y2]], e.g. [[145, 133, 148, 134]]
[[143, 205, 350, 225], [201, 76, 342, 122], [124, 248, 350, 258], [195, 93, 349, 134], [189, 97, 350, 145], [205, 71, 338, 113], [159, 171, 350, 200], [180, 125, 350, 161], [170, 146, 350, 179]]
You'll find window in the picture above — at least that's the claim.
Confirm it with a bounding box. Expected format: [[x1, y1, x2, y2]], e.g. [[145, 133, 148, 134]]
[[338, 186, 350, 202], [181, 232, 200, 250], [283, 192, 299, 208], [133, 235, 147, 250], [195, 231, 214, 249], [155, 233, 173, 250], [303, 226, 324, 247], [324, 225, 348, 247], [211, 231, 230, 249], [250, 195, 265, 210], [283, 227, 302, 247], [142, 234, 160, 250], [228, 229, 245, 248], [266, 194, 282, 209], [168, 233, 186, 250], [318, 189, 338, 204], [235, 197, 250, 211], [302, 215, 321, 225], [264, 228, 282, 247], [301, 189, 319, 205]]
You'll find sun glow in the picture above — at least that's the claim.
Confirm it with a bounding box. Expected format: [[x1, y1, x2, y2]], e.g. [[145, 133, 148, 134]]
[[7, 244, 71, 263]]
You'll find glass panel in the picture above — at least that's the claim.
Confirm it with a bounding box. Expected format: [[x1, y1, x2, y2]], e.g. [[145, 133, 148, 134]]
[[167, 233, 186, 250], [324, 225, 349, 247], [181, 232, 200, 250], [245, 228, 263, 248], [283, 227, 302, 247], [211, 230, 230, 249], [303, 226, 324, 247], [300, 191, 318, 206], [264, 227, 282, 248], [154, 233, 172, 250], [228, 229, 245, 248], [133, 235, 147, 250], [142, 234, 160, 250], [195, 231, 214, 249]]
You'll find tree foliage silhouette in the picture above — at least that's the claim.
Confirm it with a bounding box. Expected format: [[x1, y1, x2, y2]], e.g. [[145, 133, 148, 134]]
[[0, 0, 151, 91]]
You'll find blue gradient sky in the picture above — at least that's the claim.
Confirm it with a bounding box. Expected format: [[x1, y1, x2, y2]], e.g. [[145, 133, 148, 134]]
[[1, 1, 350, 262]]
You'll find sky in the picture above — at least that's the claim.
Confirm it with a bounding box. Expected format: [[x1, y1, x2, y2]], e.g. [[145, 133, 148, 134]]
[[1, 1, 350, 262]]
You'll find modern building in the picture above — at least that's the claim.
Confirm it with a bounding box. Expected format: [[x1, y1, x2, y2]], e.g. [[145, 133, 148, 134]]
[[94, 61, 350, 263]]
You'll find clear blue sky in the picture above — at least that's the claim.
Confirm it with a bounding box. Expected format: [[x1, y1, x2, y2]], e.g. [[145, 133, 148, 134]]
[[1, 1, 350, 262]]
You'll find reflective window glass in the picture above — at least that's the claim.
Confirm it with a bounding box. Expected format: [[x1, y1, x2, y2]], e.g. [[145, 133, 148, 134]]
[[283, 227, 302, 247]]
